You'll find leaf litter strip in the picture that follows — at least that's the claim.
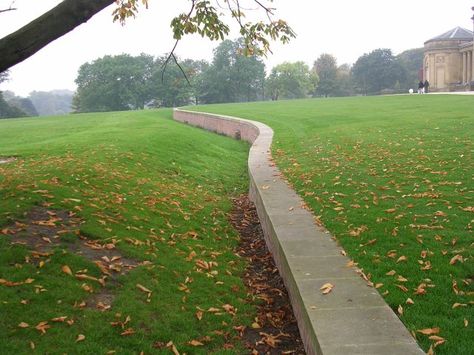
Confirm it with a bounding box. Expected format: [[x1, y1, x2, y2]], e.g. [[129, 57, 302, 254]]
[[230, 194, 305, 354]]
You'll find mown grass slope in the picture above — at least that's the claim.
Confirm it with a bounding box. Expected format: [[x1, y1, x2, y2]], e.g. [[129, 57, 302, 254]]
[[194, 95, 474, 354], [0, 109, 254, 353]]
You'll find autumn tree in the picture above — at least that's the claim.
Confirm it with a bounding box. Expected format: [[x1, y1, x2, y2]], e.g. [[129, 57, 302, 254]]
[[0, 0, 294, 73]]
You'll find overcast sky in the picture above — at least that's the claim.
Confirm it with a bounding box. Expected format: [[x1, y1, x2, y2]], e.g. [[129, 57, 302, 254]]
[[1, 0, 473, 96]]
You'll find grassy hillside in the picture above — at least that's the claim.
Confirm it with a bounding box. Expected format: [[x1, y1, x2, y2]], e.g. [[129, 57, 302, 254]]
[[193, 95, 474, 354], [0, 110, 254, 353]]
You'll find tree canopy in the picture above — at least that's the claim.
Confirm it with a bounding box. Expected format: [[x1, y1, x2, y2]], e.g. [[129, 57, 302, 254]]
[[352, 48, 407, 95], [198, 39, 266, 104], [265, 61, 317, 100], [313, 54, 338, 97], [0, 0, 294, 73], [72, 38, 266, 112]]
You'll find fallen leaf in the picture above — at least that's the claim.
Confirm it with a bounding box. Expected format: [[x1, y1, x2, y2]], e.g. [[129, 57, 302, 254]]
[[397, 305, 403, 315], [320, 283, 334, 295], [35, 321, 51, 334], [195, 310, 203, 321], [449, 254, 463, 265], [222, 304, 236, 315], [136, 284, 152, 294], [396, 255, 407, 263], [166, 341, 180, 355], [51, 316, 67, 322], [188, 340, 204, 346], [417, 327, 440, 335], [429, 335, 446, 347], [406, 298, 415, 305], [18, 322, 29, 328], [76, 334, 85, 342], [121, 328, 135, 336], [62, 265, 73, 276]]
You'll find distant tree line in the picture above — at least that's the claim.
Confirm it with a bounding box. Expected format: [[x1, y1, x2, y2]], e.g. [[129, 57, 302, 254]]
[[0, 71, 74, 119], [1, 39, 424, 117], [73, 40, 424, 112]]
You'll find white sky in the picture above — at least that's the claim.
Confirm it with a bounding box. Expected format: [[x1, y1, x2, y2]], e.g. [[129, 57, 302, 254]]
[[1, 0, 473, 96]]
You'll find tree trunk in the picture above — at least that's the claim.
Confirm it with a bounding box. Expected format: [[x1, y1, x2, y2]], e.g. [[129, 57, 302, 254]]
[[0, 0, 115, 73]]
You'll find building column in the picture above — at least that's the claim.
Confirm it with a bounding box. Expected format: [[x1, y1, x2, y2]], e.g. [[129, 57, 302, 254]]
[[463, 52, 467, 83], [467, 51, 472, 82], [471, 50, 474, 83]]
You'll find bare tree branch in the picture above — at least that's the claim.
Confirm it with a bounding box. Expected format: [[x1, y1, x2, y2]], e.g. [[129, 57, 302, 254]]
[[162, 0, 196, 84], [0, 7, 16, 14], [0, 0, 16, 14]]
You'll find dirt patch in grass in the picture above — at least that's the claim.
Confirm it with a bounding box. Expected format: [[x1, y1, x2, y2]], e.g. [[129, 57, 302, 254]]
[[2, 205, 142, 310], [230, 195, 306, 354], [0, 156, 16, 164]]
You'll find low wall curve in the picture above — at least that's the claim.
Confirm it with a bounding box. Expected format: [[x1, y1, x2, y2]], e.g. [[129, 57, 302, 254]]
[[173, 109, 424, 355]]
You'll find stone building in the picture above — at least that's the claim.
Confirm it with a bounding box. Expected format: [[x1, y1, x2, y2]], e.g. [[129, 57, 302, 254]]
[[424, 26, 474, 92]]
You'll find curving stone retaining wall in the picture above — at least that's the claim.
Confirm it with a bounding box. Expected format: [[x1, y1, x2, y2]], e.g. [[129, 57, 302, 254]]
[[173, 109, 424, 355]]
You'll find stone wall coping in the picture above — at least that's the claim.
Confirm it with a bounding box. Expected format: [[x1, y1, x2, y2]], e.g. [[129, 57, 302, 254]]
[[173, 108, 424, 355]]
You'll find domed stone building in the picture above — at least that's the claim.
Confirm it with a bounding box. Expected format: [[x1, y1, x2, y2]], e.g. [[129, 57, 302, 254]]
[[423, 26, 474, 92]]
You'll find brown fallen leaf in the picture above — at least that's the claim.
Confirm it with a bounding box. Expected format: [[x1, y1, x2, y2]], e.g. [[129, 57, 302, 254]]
[[429, 335, 446, 347], [397, 305, 403, 315], [397, 275, 408, 282], [386, 270, 396, 276], [396, 255, 407, 263], [417, 327, 440, 335], [320, 283, 334, 295], [427, 345, 434, 355], [76, 334, 85, 342], [452, 303, 467, 309], [136, 284, 152, 294], [222, 304, 236, 315], [406, 298, 415, 305], [121, 328, 135, 336], [35, 321, 51, 334], [414, 283, 427, 295], [18, 322, 29, 328], [449, 254, 463, 265], [166, 341, 180, 355], [188, 340, 204, 346], [51, 316, 67, 322], [195, 310, 203, 321]]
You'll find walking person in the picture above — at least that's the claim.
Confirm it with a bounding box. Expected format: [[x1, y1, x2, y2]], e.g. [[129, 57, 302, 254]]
[[424, 80, 429, 93], [418, 80, 424, 94]]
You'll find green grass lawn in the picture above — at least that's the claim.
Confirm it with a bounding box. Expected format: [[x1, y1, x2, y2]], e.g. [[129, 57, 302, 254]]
[[192, 95, 474, 354], [0, 109, 254, 353]]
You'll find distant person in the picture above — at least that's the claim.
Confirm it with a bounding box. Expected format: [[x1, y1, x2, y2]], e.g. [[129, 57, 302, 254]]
[[424, 80, 429, 93], [418, 80, 424, 94]]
